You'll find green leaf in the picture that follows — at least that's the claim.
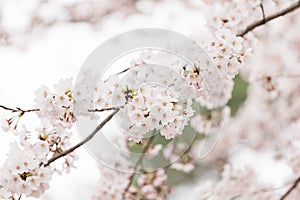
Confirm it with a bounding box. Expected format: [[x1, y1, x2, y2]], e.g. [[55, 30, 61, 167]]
[[227, 75, 249, 116]]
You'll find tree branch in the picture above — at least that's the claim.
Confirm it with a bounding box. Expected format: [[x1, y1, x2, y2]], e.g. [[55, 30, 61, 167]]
[[0, 105, 39, 114], [88, 106, 123, 112], [0, 103, 121, 166], [260, 1, 266, 22], [0, 104, 122, 114], [279, 176, 300, 200], [238, 1, 300, 37], [44, 109, 119, 167], [122, 134, 156, 197]]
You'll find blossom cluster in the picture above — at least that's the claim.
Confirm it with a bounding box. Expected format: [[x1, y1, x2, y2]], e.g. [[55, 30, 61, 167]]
[[35, 78, 76, 129], [192, 1, 300, 200], [163, 142, 195, 173], [203, 0, 261, 33], [2, 0, 300, 199], [203, 28, 245, 79], [0, 79, 79, 199], [0, 142, 52, 199], [117, 85, 194, 141], [195, 165, 277, 200], [132, 169, 172, 200], [91, 166, 131, 200], [93, 167, 172, 200]]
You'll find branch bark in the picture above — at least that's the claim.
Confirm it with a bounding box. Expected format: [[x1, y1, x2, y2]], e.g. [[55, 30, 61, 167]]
[[0, 105, 39, 114], [44, 109, 119, 167], [260, 1, 266, 22], [0, 103, 122, 166], [122, 134, 156, 197], [88, 106, 123, 112], [0, 104, 122, 114], [238, 1, 300, 37], [279, 176, 300, 200]]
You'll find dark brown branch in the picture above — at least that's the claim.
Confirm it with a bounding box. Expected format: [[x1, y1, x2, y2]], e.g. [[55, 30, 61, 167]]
[[279, 176, 300, 200], [238, 1, 300, 37], [0, 104, 122, 114], [104, 66, 132, 82], [115, 67, 131, 76], [44, 109, 119, 167], [122, 134, 156, 197], [0, 105, 39, 114], [88, 106, 123, 112], [260, 1, 266, 22]]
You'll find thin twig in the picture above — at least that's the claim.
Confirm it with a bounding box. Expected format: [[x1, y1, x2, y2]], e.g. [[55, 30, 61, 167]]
[[279, 176, 300, 200], [44, 109, 119, 167], [88, 106, 123, 112], [0, 104, 122, 114], [0, 105, 39, 114], [238, 1, 300, 37], [115, 67, 131, 76], [260, 1, 266, 22], [230, 178, 297, 199], [104, 66, 132, 82], [122, 134, 156, 197]]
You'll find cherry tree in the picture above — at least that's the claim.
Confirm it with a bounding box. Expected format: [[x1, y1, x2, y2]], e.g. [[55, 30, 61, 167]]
[[1, 0, 300, 200]]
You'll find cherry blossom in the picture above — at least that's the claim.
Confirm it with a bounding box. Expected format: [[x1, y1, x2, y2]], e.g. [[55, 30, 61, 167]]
[[163, 142, 195, 173], [195, 165, 277, 200], [92, 166, 131, 200], [1, 0, 300, 200], [0, 142, 52, 198], [35, 79, 76, 129]]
